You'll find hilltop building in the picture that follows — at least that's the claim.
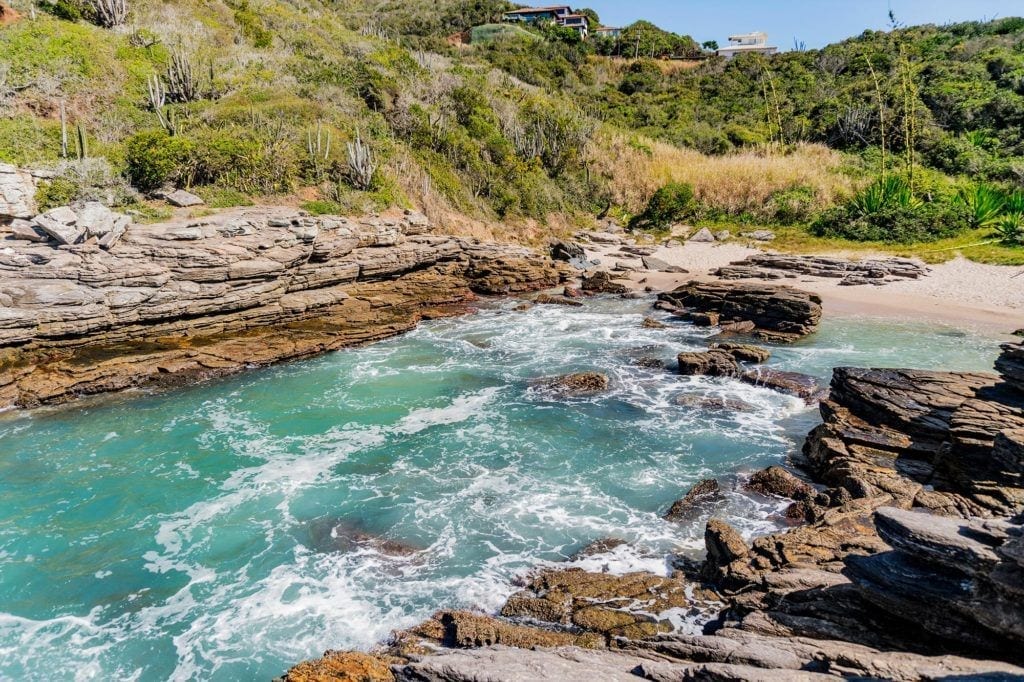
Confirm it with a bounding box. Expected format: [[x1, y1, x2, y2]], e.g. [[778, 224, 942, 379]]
[[716, 32, 777, 59], [593, 26, 623, 39], [502, 5, 590, 39]]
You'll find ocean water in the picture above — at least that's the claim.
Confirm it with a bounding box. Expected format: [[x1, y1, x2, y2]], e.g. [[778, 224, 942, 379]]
[[0, 296, 1004, 680]]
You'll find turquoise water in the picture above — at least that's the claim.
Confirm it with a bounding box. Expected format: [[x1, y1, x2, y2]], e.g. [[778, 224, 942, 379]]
[[0, 296, 1004, 680]]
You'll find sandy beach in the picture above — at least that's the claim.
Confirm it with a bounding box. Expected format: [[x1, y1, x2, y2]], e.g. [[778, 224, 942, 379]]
[[585, 240, 1024, 335]]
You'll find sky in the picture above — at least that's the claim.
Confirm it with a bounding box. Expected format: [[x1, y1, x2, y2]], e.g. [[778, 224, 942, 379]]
[[580, 0, 1024, 49]]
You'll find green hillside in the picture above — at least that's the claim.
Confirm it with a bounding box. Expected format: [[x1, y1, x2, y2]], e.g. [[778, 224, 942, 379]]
[[1, 1, 1023, 259]]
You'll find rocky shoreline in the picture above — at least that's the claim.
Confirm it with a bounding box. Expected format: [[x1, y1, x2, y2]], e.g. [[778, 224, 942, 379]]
[[279, 272, 1024, 681], [0, 208, 567, 409]]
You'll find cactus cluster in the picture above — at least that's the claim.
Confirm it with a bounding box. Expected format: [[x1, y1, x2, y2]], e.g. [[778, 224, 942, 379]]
[[87, 0, 128, 28], [345, 130, 377, 191]]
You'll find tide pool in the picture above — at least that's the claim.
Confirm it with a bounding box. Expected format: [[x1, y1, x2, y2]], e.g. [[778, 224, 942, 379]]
[[0, 297, 1003, 680]]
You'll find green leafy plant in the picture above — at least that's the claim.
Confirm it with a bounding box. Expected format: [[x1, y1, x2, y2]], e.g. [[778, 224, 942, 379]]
[[850, 176, 918, 216], [629, 182, 694, 231], [994, 210, 1024, 245], [955, 184, 1007, 228]]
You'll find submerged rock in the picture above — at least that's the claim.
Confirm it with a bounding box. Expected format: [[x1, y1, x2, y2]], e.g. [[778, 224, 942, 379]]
[[306, 518, 421, 557], [741, 368, 824, 401], [673, 394, 755, 412], [534, 293, 583, 307], [641, 316, 668, 329], [537, 372, 610, 396], [745, 466, 815, 501]]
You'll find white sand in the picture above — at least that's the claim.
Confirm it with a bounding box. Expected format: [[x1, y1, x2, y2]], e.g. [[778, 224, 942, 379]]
[[587, 241, 1024, 335]]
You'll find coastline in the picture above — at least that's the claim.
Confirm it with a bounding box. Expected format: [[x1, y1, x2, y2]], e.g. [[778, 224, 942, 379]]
[[585, 240, 1023, 335]]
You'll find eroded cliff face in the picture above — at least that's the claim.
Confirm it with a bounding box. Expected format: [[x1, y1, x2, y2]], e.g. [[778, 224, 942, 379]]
[[0, 208, 567, 409]]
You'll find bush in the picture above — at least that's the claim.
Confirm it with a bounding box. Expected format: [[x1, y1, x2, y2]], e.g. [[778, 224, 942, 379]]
[[35, 158, 138, 209], [629, 182, 694, 231], [123, 131, 196, 192], [955, 184, 1007, 227], [811, 199, 973, 243], [37, 0, 83, 22]]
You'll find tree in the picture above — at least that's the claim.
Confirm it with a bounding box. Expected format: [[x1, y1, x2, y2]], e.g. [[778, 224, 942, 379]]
[[577, 7, 600, 27], [702, 40, 719, 51]]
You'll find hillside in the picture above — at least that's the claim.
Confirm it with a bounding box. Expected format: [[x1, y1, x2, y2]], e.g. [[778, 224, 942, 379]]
[[1, 1, 1023, 260]]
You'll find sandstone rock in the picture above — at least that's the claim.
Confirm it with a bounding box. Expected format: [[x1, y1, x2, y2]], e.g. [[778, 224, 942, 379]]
[[280, 651, 394, 681], [7, 219, 48, 242], [716, 254, 928, 285], [665, 478, 722, 521], [164, 189, 205, 207], [33, 206, 84, 245], [550, 239, 585, 263], [659, 282, 822, 342], [572, 537, 627, 558], [689, 227, 716, 242], [745, 466, 814, 501], [709, 343, 771, 364], [996, 340, 1024, 393], [677, 350, 740, 377], [741, 230, 776, 241], [0, 163, 37, 218], [703, 519, 749, 584], [642, 317, 668, 329], [641, 255, 688, 273], [686, 311, 720, 327], [538, 372, 610, 395], [0, 208, 565, 409], [581, 270, 628, 294], [714, 230, 731, 241], [534, 293, 583, 307]]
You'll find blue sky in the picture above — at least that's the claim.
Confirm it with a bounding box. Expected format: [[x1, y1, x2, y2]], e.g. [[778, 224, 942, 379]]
[[580, 0, 1023, 49]]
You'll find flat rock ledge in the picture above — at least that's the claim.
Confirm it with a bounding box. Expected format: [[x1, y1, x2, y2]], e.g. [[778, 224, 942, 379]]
[[281, 343, 1024, 682], [657, 281, 822, 342], [0, 208, 568, 409], [715, 253, 929, 287]]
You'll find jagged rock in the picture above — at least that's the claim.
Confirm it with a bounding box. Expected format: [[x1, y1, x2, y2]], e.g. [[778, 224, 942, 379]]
[[703, 519, 750, 584], [745, 466, 814, 501], [537, 372, 610, 395], [714, 230, 731, 241], [581, 270, 629, 294], [689, 227, 716, 242], [572, 538, 628, 558], [642, 317, 668, 329], [620, 246, 657, 256], [0, 163, 37, 218], [621, 630, 1024, 682], [7, 219, 48, 242], [658, 282, 822, 342], [0, 208, 565, 409], [534, 293, 583, 307], [741, 369, 823, 402], [550, 239, 585, 263], [709, 343, 771, 364], [33, 206, 84, 245], [500, 568, 694, 641], [686, 311, 720, 327], [665, 479, 722, 521], [996, 341, 1024, 393], [280, 651, 394, 681], [845, 507, 1024, 654], [563, 286, 582, 298], [677, 350, 740, 377]]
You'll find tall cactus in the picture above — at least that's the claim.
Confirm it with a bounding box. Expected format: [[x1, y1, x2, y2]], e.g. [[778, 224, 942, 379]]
[[75, 123, 88, 161], [87, 0, 128, 27], [345, 130, 377, 191], [165, 48, 200, 103], [306, 121, 332, 182]]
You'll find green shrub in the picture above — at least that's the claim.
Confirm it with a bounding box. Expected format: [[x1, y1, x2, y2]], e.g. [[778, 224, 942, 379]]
[[34, 159, 138, 209], [955, 184, 1007, 227], [123, 131, 196, 192], [197, 186, 255, 208], [37, 0, 82, 22], [849, 176, 919, 216], [629, 182, 695, 231], [994, 210, 1024, 244], [766, 186, 817, 224], [35, 178, 80, 210], [811, 199, 972, 243]]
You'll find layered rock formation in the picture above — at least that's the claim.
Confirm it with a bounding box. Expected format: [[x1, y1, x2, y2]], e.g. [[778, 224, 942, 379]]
[[714, 253, 929, 286], [658, 282, 822, 342], [0, 208, 567, 409]]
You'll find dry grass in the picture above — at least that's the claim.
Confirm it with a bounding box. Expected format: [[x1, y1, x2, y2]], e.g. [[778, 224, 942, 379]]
[[589, 129, 858, 216]]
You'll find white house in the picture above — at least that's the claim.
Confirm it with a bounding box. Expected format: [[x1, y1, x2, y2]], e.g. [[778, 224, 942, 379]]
[[716, 32, 778, 59]]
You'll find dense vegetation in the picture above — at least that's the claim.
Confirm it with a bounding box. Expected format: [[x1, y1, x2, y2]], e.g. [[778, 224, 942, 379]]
[[1, 0, 1023, 255]]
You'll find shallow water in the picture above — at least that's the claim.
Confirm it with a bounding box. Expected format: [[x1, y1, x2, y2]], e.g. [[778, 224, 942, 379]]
[[0, 296, 1004, 680]]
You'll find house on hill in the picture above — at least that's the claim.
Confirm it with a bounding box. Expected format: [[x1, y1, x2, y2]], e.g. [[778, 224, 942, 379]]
[[502, 5, 590, 39], [593, 26, 623, 39], [716, 32, 778, 59]]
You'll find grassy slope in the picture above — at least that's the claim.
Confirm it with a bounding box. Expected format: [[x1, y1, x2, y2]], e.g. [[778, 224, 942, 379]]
[[0, 1, 1021, 263]]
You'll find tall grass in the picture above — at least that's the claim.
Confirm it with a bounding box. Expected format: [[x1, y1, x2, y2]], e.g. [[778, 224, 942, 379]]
[[588, 130, 856, 220]]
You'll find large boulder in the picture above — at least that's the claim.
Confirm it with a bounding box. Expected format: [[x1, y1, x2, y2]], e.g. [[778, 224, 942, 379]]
[[677, 349, 740, 377], [581, 270, 628, 294], [658, 282, 822, 342], [664, 478, 722, 521]]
